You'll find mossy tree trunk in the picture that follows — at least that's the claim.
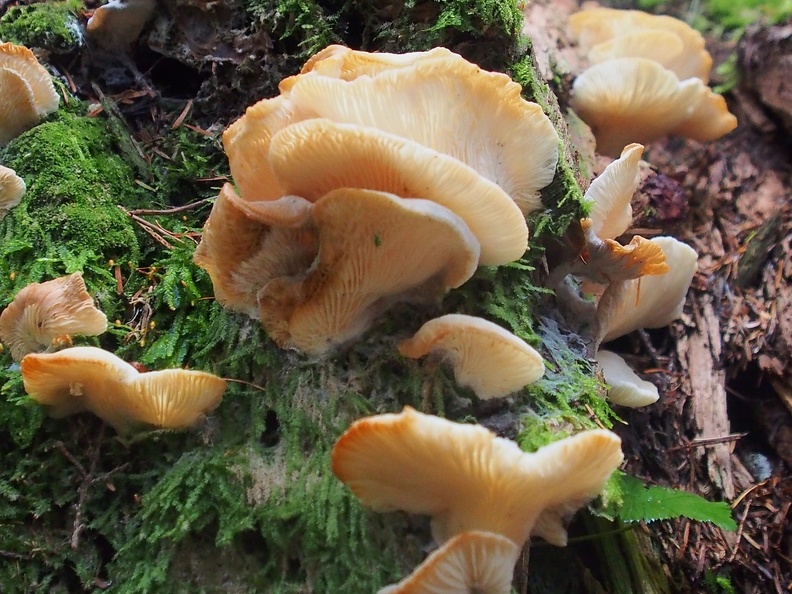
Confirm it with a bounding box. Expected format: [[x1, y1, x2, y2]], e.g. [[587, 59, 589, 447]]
[[0, 0, 684, 592]]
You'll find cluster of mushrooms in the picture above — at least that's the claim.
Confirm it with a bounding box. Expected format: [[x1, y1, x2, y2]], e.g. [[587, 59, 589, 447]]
[[0, 273, 227, 432], [0, 5, 741, 591], [193, 43, 567, 397], [0, 42, 59, 218], [568, 7, 738, 157]]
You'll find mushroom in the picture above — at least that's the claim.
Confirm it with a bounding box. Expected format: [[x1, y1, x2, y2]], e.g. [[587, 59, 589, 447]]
[[332, 406, 624, 547], [286, 44, 458, 89], [258, 188, 480, 355], [280, 54, 560, 214], [86, 0, 157, 52], [398, 314, 545, 399], [583, 143, 644, 240], [570, 58, 737, 157], [377, 531, 520, 594], [596, 236, 698, 343], [0, 164, 25, 219], [571, 218, 669, 285], [222, 94, 303, 202], [568, 7, 712, 81], [0, 272, 108, 361], [595, 350, 659, 408], [0, 42, 59, 144], [21, 346, 226, 432], [269, 118, 528, 265], [193, 183, 318, 318]]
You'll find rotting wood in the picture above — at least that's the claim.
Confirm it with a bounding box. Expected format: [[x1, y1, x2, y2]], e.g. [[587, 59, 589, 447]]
[[676, 293, 735, 499]]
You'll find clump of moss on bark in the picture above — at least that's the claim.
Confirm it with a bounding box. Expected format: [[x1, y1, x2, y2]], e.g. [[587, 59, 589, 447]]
[[1, 110, 143, 266], [0, 1, 83, 53]]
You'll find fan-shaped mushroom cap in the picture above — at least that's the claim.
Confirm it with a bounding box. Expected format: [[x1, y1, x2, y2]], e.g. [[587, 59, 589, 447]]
[[222, 94, 304, 201], [259, 189, 480, 355], [284, 57, 559, 214], [21, 346, 226, 432], [0, 67, 39, 144], [568, 8, 712, 81], [587, 30, 684, 68], [269, 119, 528, 265], [332, 407, 623, 547], [286, 44, 458, 90], [86, 0, 156, 51], [0, 42, 59, 115], [584, 143, 643, 240], [595, 349, 659, 407], [597, 236, 698, 343], [122, 368, 227, 430], [0, 164, 25, 219], [377, 531, 519, 594], [398, 314, 544, 399], [193, 184, 318, 318], [0, 272, 107, 361], [570, 58, 736, 157]]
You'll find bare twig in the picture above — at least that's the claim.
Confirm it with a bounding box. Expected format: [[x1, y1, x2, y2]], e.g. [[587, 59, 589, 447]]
[[127, 198, 212, 217]]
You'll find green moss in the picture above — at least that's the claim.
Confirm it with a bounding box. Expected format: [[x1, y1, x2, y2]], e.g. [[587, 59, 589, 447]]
[[242, 0, 523, 68], [1, 110, 142, 266], [0, 1, 83, 53]]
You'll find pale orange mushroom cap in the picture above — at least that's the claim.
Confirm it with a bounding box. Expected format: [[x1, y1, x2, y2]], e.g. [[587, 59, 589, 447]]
[[21, 346, 139, 423], [0, 43, 59, 143], [584, 143, 644, 240], [377, 531, 519, 594], [398, 314, 545, 399], [125, 368, 227, 430], [285, 44, 459, 91], [0, 164, 25, 219], [258, 188, 480, 355], [568, 7, 712, 81], [571, 58, 736, 157], [285, 56, 559, 214], [597, 236, 698, 343], [332, 407, 623, 547], [222, 94, 304, 202], [0, 272, 107, 361], [269, 118, 528, 265], [193, 183, 318, 317], [86, 0, 157, 51], [21, 346, 226, 432]]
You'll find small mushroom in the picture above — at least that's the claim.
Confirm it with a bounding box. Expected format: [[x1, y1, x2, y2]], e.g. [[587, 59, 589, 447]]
[[596, 236, 698, 343], [0, 272, 107, 361], [269, 118, 528, 265], [258, 189, 480, 355], [0, 164, 25, 219], [398, 314, 545, 399], [572, 218, 669, 285], [378, 531, 520, 594], [0, 42, 59, 144], [21, 346, 226, 432], [570, 58, 737, 157], [86, 0, 157, 52], [332, 406, 623, 547], [595, 349, 659, 408], [584, 143, 644, 240]]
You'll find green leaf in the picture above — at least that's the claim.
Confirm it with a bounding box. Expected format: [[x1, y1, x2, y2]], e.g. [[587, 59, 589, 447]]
[[615, 474, 737, 531]]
